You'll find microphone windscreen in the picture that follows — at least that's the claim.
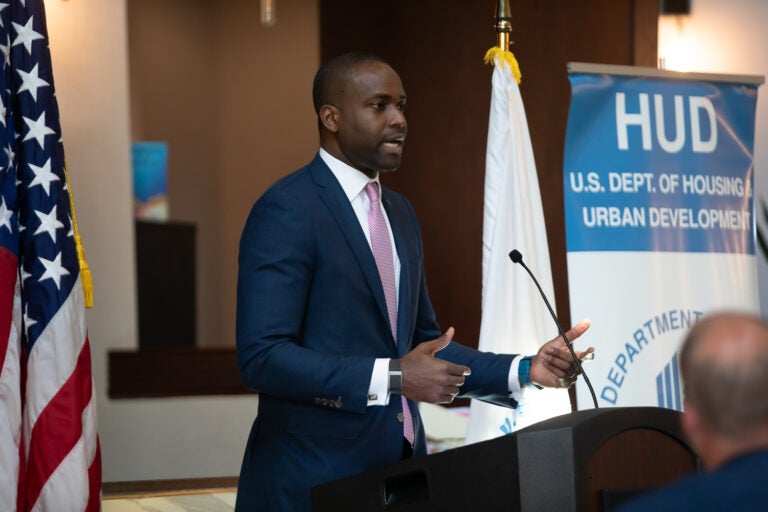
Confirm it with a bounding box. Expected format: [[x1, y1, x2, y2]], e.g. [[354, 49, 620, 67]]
[[509, 249, 523, 264]]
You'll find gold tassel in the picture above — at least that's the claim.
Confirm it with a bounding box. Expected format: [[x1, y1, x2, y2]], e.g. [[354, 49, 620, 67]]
[[484, 46, 522, 84], [64, 158, 94, 308]]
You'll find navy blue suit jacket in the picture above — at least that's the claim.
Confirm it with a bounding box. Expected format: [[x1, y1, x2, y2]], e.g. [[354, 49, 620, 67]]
[[616, 449, 768, 512], [235, 154, 516, 511]]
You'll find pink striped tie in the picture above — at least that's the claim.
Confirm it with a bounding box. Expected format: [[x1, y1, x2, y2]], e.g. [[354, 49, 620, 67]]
[[365, 182, 414, 446]]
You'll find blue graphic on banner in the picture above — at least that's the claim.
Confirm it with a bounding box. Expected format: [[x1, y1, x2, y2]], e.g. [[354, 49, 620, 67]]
[[598, 308, 702, 406], [564, 73, 758, 254], [656, 352, 682, 412]]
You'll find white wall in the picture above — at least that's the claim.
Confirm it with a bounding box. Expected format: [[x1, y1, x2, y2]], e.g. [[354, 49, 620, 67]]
[[659, 0, 768, 314], [45, 0, 262, 482]]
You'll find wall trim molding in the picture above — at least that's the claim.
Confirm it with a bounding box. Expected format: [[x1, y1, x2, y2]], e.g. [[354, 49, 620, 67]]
[[103, 476, 238, 498]]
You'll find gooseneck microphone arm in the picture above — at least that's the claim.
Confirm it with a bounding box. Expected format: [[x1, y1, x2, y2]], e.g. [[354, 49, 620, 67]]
[[509, 249, 599, 409]]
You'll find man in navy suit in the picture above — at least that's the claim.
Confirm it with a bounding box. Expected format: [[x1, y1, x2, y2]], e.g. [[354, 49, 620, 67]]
[[235, 52, 592, 511], [617, 312, 768, 512]]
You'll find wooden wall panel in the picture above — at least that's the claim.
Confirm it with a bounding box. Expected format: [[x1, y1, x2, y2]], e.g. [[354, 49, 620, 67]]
[[320, 0, 658, 350]]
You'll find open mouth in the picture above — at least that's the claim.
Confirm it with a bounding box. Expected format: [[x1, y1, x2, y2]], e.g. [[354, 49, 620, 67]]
[[382, 136, 405, 150]]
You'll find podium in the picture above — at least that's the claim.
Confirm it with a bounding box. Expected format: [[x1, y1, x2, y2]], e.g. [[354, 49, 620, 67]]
[[311, 407, 699, 512]]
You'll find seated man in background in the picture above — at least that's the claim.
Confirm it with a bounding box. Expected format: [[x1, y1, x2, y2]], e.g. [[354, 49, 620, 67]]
[[618, 311, 768, 511]]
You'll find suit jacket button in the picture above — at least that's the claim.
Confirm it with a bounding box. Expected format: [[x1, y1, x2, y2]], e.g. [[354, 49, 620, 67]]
[[397, 412, 404, 423]]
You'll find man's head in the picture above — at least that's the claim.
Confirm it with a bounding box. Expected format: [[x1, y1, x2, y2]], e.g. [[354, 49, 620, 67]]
[[312, 52, 407, 178], [680, 311, 768, 468]]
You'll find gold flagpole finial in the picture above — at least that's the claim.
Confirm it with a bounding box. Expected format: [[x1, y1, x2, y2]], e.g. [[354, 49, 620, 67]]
[[495, 0, 512, 51], [485, 0, 521, 83]]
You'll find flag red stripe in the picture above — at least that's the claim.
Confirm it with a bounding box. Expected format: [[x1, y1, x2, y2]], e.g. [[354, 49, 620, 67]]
[[86, 439, 101, 512], [0, 247, 20, 511], [24, 338, 93, 508], [0, 247, 18, 374]]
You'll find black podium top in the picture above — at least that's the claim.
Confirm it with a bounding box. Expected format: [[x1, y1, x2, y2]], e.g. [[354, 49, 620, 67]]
[[312, 407, 699, 512]]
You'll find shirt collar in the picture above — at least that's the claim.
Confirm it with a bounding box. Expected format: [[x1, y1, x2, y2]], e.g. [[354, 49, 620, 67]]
[[319, 148, 379, 202]]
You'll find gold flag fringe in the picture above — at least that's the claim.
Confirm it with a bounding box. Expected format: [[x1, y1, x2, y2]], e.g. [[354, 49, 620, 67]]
[[64, 158, 94, 308], [484, 46, 522, 84]]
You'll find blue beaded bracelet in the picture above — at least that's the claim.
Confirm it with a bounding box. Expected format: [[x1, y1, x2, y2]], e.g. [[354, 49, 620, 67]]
[[518, 356, 534, 386]]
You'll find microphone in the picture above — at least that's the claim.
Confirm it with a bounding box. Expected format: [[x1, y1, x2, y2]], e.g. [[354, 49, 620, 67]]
[[509, 249, 599, 409]]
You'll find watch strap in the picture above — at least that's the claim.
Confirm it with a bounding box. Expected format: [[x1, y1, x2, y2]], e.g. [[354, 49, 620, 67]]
[[388, 359, 402, 394]]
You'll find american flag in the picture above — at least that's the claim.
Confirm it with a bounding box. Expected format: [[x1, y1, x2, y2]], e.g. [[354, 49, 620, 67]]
[[0, 1, 100, 511]]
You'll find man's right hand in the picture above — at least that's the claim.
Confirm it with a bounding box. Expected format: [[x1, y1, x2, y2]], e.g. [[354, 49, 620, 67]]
[[398, 327, 471, 404]]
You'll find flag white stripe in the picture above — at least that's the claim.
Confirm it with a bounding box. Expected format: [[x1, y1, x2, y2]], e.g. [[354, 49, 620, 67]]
[[81, 388, 98, 465]]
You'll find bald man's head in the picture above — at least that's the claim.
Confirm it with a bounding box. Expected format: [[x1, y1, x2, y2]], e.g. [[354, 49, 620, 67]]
[[681, 312, 768, 438]]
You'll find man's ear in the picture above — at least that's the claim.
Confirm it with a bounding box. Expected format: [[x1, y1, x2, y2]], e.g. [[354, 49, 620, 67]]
[[682, 398, 703, 451], [319, 105, 340, 133]]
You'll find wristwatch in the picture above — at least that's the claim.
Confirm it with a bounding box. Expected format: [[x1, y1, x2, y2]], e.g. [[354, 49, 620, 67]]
[[388, 359, 402, 394]]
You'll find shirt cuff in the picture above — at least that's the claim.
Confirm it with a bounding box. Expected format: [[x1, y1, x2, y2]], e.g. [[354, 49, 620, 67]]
[[367, 358, 390, 406], [508, 355, 525, 402]]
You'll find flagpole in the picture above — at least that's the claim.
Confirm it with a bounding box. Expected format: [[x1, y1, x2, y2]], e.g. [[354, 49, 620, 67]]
[[466, 0, 572, 444], [495, 0, 512, 51]]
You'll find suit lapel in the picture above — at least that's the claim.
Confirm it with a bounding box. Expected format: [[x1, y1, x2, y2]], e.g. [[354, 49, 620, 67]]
[[309, 156, 394, 343]]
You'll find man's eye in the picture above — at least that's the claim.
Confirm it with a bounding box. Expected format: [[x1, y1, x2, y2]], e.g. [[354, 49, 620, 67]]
[[398, 103, 407, 112], [371, 102, 384, 110]]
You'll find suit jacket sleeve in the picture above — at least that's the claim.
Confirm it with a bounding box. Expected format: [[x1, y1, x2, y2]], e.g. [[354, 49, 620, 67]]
[[392, 192, 518, 409], [236, 186, 374, 414]]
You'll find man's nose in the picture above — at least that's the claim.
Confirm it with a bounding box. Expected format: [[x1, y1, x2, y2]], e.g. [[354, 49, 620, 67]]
[[389, 107, 406, 128]]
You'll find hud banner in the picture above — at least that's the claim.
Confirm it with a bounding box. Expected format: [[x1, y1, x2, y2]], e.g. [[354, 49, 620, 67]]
[[564, 63, 763, 410]]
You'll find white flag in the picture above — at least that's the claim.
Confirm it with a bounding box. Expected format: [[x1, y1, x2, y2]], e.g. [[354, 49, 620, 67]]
[[464, 49, 571, 444]]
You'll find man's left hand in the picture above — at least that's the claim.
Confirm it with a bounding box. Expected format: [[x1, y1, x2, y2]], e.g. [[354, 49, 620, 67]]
[[529, 319, 593, 389]]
